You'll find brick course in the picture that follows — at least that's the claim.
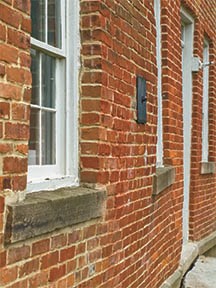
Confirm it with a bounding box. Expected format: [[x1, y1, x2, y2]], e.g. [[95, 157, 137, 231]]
[[0, 0, 216, 287]]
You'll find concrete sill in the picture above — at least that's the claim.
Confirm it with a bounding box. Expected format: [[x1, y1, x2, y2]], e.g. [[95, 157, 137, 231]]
[[200, 162, 216, 175], [5, 186, 106, 245], [153, 166, 175, 196]]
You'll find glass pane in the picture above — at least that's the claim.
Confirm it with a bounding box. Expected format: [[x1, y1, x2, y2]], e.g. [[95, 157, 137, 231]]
[[28, 108, 40, 165], [48, 0, 62, 48], [31, 0, 45, 42], [31, 49, 40, 105], [42, 54, 56, 108], [41, 111, 56, 165]]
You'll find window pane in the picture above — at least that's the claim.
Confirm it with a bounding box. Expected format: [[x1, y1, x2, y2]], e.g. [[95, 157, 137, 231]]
[[31, 0, 45, 42], [41, 111, 56, 165], [48, 0, 62, 48], [42, 54, 56, 108], [31, 49, 40, 105], [28, 108, 40, 165]]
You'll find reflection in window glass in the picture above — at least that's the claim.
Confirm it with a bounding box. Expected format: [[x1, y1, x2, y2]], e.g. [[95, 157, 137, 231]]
[[31, 0, 45, 42], [42, 111, 56, 165], [29, 108, 40, 165], [31, 49, 40, 105], [48, 0, 62, 48], [42, 54, 56, 108]]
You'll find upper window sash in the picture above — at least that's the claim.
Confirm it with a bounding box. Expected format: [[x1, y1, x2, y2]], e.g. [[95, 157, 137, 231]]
[[31, 0, 66, 54]]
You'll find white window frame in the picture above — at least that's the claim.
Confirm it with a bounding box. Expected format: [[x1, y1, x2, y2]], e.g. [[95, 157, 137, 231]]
[[154, 0, 163, 168], [27, 0, 80, 192], [202, 39, 210, 162], [181, 7, 194, 243]]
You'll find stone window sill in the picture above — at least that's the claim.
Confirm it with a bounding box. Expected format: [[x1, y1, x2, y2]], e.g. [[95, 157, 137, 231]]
[[5, 186, 106, 245], [200, 162, 216, 175], [153, 166, 176, 196]]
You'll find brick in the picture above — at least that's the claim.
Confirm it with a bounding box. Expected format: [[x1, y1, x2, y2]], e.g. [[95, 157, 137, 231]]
[[0, 3, 21, 28], [19, 52, 31, 68], [19, 258, 39, 277], [28, 271, 49, 288], [21, 16, 31, 33], [0, 266, 18, 286], [0, 143, 12, 154], [0, 82, 22, 100], [68, 230, 82, 244], [5, 122, 29, 140], [0, 44, 18, 64], [0, 64, 6, 77], [8, 245, 30, 264], [11, 175, 27, 191], [49, 264, 66, 282], [0, 196, 5, 213], [51, 234, 67, 249], [0, 23, 6, 41], [0, 251, 6, 268], [0, 102, 10, 119], [15, 144, 28, 155], [7, 67, 31, 85], [12, 102, 28, 120], [60, 246, 75, 262], [3, 157, 27, 173], [14, 0, 30, 14], [41, 251, 59, 269], [32, 239, 50, 256], [8, 28, 30, 50], [7, 279, 28, 288]]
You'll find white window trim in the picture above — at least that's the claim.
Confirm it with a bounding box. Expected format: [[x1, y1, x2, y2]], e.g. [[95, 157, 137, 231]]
[[202, 39, 210, 162], [27, 0, 80, 192], [154, 0, 163, 168], [181, 7, 194, 243]]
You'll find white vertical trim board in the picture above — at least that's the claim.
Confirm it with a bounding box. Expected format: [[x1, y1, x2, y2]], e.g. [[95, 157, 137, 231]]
[[154, 0, 163, 168], [202, 39, 210, 162], [181, 7, 194, 243]]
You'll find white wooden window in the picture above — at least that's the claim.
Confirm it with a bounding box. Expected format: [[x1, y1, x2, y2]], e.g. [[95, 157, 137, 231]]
[[154, 0, 163, 167], [28, 0, 80, 192], [202, 39, 210, 162]]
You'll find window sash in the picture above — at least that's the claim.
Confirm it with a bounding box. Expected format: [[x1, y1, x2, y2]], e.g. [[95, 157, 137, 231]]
[[28, 0, 80, 191]]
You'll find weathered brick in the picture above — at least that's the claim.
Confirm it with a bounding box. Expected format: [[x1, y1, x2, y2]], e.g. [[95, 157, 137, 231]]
[[0, 43, 18, 64], [19, 258, 39, 277], [0, 102, 10, 119], [7, 67, 32, 85], [0, 266, 18, 286], [0, 2, 21, 28], [7, 28, 30, 50], [0, 82, 22, 100], [41, 251, 59, 269], [3, 157, 27, 173], [5, 122, 29, 140], [60, 246, 75, 262], [8, 245, 30, 264], [49, 264, 66, 282], [32, 239, 50, 256]]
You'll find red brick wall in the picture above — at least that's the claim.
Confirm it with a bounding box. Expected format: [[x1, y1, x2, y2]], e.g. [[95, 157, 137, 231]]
[[0, 0, 31, 243], [0, 0, 216, 287]]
